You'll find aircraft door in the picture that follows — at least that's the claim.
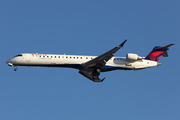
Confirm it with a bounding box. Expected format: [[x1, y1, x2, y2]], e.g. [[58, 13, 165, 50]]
[[26, 54, 31, 62]]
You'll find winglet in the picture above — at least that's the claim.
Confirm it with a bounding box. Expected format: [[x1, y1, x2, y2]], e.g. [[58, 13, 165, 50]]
[[119, 39, 127, 47], [101, 77, 106, 82]]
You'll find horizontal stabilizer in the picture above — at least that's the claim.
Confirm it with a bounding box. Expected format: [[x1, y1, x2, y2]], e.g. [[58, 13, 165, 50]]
[[156, 43, 176, 50]]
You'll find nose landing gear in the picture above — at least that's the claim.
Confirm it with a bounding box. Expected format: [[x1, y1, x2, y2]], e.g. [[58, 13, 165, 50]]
[[14, 65, 17, 71]]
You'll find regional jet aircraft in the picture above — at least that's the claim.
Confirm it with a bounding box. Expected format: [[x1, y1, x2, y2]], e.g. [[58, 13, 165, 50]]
[[6, 40, 175, 82]]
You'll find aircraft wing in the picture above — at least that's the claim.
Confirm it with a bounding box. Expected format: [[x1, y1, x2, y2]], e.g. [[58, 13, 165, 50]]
[[79, 40, 127, 82], [81, 40, 127, 68]]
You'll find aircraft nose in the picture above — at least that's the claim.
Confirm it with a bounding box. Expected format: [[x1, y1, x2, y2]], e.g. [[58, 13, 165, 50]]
[[6, 58, 15, 66], [6, 60, 9, 63], [6, 59, 11, 63]]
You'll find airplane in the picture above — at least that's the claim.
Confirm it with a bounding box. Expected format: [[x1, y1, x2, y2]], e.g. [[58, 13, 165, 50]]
[[6, 40, 175, 82]]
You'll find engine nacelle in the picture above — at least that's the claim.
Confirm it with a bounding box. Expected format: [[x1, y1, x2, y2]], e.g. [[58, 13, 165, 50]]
[[126, 53, 141, 61]]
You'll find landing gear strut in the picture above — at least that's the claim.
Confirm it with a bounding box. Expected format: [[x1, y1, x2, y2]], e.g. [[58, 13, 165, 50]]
[[14, 66, 17, 71]]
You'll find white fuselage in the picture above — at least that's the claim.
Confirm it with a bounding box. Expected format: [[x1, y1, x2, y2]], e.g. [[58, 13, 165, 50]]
[[6, 53, 160, 71]]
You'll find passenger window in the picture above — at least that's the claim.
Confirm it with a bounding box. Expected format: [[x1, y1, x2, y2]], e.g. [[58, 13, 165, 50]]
[[55, 56, 56, 58], [73, 57, 75, 59], [59, 56, 60, 58], [81, 57, 82, 59]]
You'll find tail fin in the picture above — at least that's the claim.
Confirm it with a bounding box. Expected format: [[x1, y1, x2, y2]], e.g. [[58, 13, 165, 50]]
[[145, 43, 175, 62]]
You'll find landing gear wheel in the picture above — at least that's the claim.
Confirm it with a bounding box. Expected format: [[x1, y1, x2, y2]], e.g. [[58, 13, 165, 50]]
[[14, 65, 17, 71], [97, 69, 101, 72]]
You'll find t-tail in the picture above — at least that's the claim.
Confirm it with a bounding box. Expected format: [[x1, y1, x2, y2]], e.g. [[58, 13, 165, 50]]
[[145, 43, 176, 62]]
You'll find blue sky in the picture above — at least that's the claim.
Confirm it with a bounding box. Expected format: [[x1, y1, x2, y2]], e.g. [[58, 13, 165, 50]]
[[1, 0, 179, 120]]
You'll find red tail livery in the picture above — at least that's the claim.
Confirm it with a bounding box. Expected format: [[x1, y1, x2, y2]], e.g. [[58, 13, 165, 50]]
[[145, 43, 176, 62]]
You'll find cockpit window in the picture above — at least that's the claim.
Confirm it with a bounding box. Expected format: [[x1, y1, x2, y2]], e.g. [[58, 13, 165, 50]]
[[15, 54, 22, 57]]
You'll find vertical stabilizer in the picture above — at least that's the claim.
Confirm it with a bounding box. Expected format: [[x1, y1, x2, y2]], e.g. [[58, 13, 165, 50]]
[[145, 43, 175, 62]]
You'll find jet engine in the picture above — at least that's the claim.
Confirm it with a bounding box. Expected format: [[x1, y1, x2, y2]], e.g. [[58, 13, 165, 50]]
[[126, 53, 143, 61]]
